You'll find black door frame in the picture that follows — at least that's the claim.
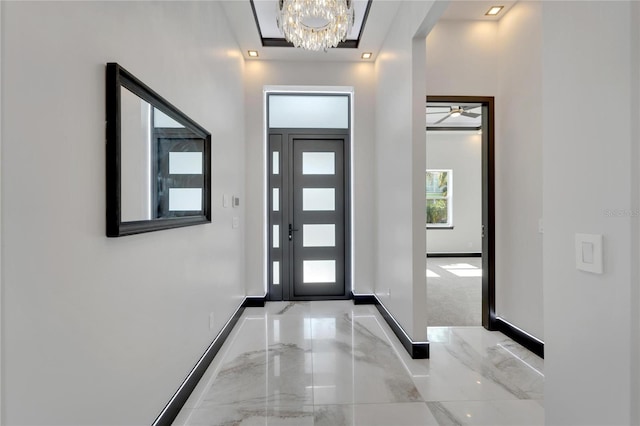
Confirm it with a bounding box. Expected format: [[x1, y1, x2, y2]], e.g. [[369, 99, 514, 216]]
[[426, 95, 496, 331], [267, 128, 352, 301]]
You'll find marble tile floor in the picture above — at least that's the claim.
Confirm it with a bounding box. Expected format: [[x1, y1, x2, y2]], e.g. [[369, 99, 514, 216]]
[[173, 301, 544, 426]]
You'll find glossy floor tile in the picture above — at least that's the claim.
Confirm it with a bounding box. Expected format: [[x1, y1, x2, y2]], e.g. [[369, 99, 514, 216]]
[[174, 301, 544, 426], [427, 400, 545, 426], [315, 402, 439, 426]]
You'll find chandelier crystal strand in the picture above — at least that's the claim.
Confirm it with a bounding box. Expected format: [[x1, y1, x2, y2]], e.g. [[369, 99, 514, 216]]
[[277, 0, 355, 51]]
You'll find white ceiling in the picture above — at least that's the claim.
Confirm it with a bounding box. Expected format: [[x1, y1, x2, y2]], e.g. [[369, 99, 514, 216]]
[[220, 0, 518, 62], [439, 0, 517, 22]]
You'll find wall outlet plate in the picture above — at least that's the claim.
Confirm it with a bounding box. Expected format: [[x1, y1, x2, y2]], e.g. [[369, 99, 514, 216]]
[[575, 233, 603, 274]]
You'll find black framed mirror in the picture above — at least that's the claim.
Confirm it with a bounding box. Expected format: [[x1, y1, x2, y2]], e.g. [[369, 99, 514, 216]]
[[106, 63, 211, 237]]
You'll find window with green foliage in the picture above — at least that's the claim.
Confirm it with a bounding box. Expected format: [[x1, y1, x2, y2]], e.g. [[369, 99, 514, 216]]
[[426, 170, 452, 227]]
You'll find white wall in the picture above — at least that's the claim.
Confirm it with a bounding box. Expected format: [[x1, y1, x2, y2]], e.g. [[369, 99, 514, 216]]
[[633, 4, 640, 424], [426, 132, 481, 253], [542, 2, 635, 423], [1, 2, 245, 424], [243, 61, 377, 296], [374, 0, 446, 340], [426, 19, 498, 96], [425, 6, 544, 339], [0, 2, 3, 421], [496, 1, 543, 339]]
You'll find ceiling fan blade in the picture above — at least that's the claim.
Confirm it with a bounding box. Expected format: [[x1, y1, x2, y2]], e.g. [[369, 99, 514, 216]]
[[426, 112, 447, 115], [461, 111, 481, 118], [433, 113, 452, 124]]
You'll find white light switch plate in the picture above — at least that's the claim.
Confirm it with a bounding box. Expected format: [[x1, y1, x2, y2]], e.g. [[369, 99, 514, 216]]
[[223, 194, 230, 208], [575, 233, 603, 274]]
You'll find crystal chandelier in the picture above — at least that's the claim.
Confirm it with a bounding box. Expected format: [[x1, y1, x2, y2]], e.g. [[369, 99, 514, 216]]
[[277, 0, 355, 51]]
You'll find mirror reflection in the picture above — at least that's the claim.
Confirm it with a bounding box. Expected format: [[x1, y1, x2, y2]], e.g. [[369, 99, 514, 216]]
[[120, 87, 153, 222], [106, 63, 211, 237]]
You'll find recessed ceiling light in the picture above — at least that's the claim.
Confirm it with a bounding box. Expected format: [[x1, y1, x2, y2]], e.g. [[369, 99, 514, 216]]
[[485, 6, 504, 16], [247, 50, 259, 58], [361, 52, 372, 60]]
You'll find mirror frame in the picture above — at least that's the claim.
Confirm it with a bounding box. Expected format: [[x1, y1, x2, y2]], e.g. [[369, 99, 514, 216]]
[[106, 63, 212, 237]]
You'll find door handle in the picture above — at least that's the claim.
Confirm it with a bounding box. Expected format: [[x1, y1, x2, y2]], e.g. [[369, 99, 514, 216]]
[[481, 225, 485, 238], [288, 223, 299, 241]]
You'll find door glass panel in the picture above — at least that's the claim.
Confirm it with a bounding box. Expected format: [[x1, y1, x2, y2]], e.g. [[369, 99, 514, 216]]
[[273, 151, 280, 175], [303, 152, 335, 175], [303, 224, 335, 247], [273, 224, 280, 248], [168, 188, 202, 211], [169, 152, 202, 175], [303, 260, 336, 283], [273, 188, 280, 211], [302, 188, 335, 211], [273, 261, 280, 285]]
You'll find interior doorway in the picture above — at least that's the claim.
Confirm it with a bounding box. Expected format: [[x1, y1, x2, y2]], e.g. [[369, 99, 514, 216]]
[[266, 93, 352, 301], [426, 96, 495, 330]]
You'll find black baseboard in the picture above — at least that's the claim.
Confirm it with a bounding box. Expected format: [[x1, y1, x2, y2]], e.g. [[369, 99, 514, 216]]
[[243, 295, 267, 307], [351, 293, 429, 359], [352, 293, 378, 305], [152, 299, 247, 426], [427, 252, 482, 258], [495, 317, 544, 358]]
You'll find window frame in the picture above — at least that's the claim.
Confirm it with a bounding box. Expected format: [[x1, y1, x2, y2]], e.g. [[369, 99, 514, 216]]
[[426, 169, 453, 228]]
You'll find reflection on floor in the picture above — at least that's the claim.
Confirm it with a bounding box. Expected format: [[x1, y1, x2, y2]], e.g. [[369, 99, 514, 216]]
[[427, 257, 482, 327], [174, 301, 543, 426]]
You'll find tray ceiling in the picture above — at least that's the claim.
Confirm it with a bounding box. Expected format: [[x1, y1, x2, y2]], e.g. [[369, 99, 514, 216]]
[[250, 0, 372, 47], [220, 0, 400, 61]]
